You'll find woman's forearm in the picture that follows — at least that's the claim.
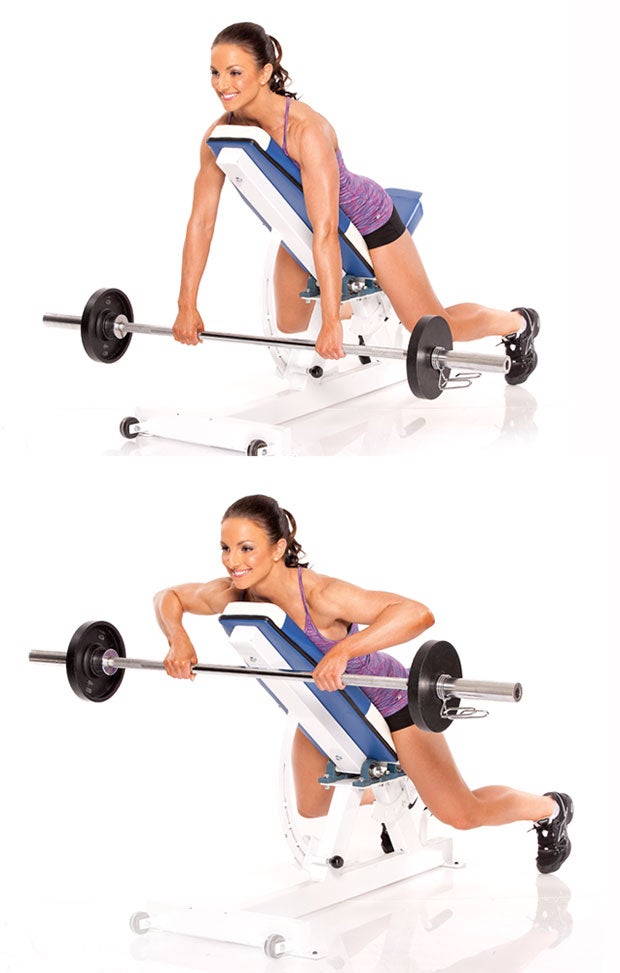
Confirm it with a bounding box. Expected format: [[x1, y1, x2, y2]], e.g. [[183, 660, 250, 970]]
[[154, 589, 190, 645], [177, 220, 215, 310], [312, 230, 343, 326]]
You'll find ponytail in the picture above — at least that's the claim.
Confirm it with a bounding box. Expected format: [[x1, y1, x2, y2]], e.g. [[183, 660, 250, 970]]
[[222, 495, 309, 567], [212, 22, 298, 98]]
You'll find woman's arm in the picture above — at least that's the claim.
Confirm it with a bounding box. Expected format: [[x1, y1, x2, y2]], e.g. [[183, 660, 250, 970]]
[[173, 121, 227, 345], [296, 125, 346, 360], [154, 578, 237, 678], [310, 577, 435, 692]]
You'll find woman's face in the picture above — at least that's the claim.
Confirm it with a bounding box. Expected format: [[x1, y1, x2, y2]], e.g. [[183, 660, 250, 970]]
[[210, 43, 271, 113], [221, 517, 286, 588]]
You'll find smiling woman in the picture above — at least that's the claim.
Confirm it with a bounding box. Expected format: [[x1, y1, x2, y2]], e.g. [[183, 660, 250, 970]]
[[171, 20, 539, 380], [153, 494, 573, 875]]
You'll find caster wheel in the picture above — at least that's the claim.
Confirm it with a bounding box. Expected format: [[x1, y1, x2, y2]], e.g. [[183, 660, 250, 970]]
[[120, 416, 140, 440], [264, 933, 286, 959], [129, 911, 150, 935], [329, 855, 344, 869], [247, 439, 268, 456]]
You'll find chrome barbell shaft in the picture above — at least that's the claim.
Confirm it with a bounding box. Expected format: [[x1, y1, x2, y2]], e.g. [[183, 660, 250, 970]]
[[43, 312, 510, 374], [29, 650, 521, 703], [434, 349, 510, 375]]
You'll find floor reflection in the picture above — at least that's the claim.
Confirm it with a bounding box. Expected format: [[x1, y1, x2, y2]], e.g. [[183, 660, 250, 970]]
[[110, 385, 538, 457], [128, 873, 572, 972]]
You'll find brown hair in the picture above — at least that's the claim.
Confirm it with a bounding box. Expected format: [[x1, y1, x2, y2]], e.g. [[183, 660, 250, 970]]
[[212, 22, 298, 98], [222, 495, 308, 567]]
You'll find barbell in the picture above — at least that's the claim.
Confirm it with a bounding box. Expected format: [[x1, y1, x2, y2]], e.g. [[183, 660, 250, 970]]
[[29, 620, 522, 733], [43, 287, 510, 400]]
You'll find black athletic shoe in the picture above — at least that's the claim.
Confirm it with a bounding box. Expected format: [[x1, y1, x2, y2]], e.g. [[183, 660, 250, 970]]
[[533, 792, 574, 874], [501, 308, 540, 385]]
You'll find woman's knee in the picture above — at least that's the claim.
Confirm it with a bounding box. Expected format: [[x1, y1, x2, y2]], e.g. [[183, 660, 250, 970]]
[[275, 313, 311, 334], [296, 788, 333, 819], [431, 800, 483, 832]]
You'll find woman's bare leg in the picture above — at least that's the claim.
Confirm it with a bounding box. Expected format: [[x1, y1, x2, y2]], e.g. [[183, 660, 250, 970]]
[[272, 245, 355, 334], [392, 724, 555, 829], [369, 233, 523, 341], [272, 246, 314, 334], [291, 727, 373, 818]]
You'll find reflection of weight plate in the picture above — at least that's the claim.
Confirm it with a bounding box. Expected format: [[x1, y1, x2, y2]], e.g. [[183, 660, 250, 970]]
[[406, 315, 453, 399], [66, 621, 126, 702], [81, 287, 133, 363], [408, 640, 462, 732]]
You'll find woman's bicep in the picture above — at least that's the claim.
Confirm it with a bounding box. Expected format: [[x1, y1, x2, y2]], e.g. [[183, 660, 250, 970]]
[[322, 577, 431, 627], [160, 579, 235, 616]]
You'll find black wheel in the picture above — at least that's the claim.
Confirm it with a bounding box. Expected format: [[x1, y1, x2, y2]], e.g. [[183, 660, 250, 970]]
[[406, 315, 453, 399], [247, 439, 268, 456], [81, 287, 133, 364], [120, 416, 140, 439], [329, 855, 345, 869]]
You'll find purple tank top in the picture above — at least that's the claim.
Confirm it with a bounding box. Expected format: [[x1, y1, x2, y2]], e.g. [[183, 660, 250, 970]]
[[281, 98, 393, 237], [297, 568, 409, 718]]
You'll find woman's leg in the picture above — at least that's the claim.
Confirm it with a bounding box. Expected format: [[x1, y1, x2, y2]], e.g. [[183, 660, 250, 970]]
[[369, 232, 523, 341], [391, 724, 555, 829], [291, 727, 373, 818], [272, 245, 314, 334], [272, 244, 353, 334]]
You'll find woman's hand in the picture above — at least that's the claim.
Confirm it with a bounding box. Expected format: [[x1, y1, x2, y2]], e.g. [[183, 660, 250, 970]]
[[312, 646, 349, 691], [315, 320, 345, 360], [172, 307, 205, 346], [163, 633, 198, 680]]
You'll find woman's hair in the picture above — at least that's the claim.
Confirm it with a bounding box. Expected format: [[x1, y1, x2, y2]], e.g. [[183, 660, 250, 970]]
[[212, 22, 298, 99], [222, 495, 308, 568]]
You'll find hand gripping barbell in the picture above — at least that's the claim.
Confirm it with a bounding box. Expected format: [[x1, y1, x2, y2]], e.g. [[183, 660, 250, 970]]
[[29, 621, 522, 732], [43, 287, 510, 400]]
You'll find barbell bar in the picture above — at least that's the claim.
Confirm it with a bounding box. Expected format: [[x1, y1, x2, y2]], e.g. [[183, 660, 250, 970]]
[[29, 621, 522, 733], [43, 287, 510, 400]]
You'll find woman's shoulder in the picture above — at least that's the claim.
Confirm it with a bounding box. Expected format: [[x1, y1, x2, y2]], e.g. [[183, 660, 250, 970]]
[[203, 112, 232, 141], [200, 576, 244, 610], [291, 103, 337, 150], [300, 567, 342, 600]]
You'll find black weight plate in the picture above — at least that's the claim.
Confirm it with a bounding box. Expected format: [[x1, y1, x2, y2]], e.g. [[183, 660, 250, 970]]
[[408, 639, 462, 732], [81, 288, 133, 363], [66, 620, 126, 702], [406, 315, 453, 399]]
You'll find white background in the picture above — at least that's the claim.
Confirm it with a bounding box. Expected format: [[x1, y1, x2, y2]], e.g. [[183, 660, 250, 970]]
[[1, 0, 617, 970]]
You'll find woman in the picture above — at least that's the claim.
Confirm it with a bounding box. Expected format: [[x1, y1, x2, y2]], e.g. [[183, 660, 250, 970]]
[[155, 494, 572, 874], [172, 22, 539, 382]]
